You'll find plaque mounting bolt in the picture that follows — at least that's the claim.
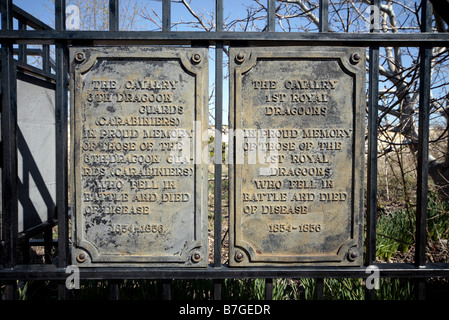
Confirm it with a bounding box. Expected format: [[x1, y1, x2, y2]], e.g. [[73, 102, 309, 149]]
[[75, 51, 86, 63], [350, 52, 361, 64], [192, 53, 202, 64], [347, 249, 358, 262], [77, 252, 87, 263], [234, 251, 244, 263], [191, 252, 202, 263], [235, 52, 245, 64]]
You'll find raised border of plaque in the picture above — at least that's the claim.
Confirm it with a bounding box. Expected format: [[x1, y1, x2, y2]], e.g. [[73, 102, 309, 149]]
[[70, 46, 208, 267], [229, 47, 365, 266]]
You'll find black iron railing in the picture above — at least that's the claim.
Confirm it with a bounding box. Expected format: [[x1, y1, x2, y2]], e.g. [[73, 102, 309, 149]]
[[1, 0, 449, 300]]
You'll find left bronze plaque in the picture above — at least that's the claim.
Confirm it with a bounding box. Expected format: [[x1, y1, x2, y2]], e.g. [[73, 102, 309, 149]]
[[70, 47, 208, 267]]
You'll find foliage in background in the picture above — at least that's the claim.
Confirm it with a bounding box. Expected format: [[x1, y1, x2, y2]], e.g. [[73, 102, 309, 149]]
[[376, 190, 449, 262]]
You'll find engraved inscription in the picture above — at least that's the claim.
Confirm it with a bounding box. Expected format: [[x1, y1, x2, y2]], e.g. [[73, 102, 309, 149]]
[[70, 47, 208, 266], [230, 47, 365, 266]]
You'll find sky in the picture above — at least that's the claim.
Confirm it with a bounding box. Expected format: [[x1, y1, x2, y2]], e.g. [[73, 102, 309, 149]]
[[10, 0, 431, 127], [12, 0, 257, 31], [12, 0, 244, 124]]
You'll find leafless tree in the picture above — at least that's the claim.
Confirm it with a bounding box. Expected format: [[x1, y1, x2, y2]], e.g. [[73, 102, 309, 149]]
[[137, 0, 449, 200], [63, 0, 449, 200]]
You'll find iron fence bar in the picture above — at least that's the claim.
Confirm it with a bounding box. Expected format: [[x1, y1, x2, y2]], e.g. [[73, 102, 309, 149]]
[[319, 0, 328, 33], [214, 0, 224, 270], [267, 0, 276, 32], [2, 263, 449, 280], [163, 279, 171, 300], [162, 0, 171, 32], [365, 0, 381, 301], [55, 0, 69, 300], [213, 0, 224, 301], [109, 0, 119, 32], [315, 278, 324, 299], [213, 279, 222, 300], [55, 1, 69, 269], [107, 2, 120, 299], [43, 229, 53, 264], [2, 30, 448, 47], [1, 0, 19, 300], [43, 44, 51, 73], [1, 0, 18, 269], [365, 0, 380, 270], [162, 0, 186, 299], [265, 278, 273, 300], [316, 1, 334, 297], [18, 20, 26, 63], [216, 0, 223, 32], [110, 280, 120, 299], [416, 280, 426, 300], [416, 0, 433, 268]]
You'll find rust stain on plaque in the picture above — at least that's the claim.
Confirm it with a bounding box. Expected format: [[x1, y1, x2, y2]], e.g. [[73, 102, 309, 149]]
[[229, 47, 365, 266], [70, 47, 208, 267]]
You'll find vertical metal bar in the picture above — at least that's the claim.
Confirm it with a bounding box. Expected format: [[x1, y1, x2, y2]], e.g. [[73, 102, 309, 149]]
[[108, 5, 119, 299], [216, 0, 223, 32], [213, 279, 222, 300], [319, 0, 329, 32], [44, 229, 52, 264], [366, 0, 380, 268], [365, 283, 376, 300], [416, 0, 432, 268], [315, 278, 324, 300], [162, 0, 171, 32], [43, 45, 50, 73], [365, 0, 380, 301], [110, 280, 120, 300], [267, 0, 276, 32], [163, 280, 171, 300], [55, 0, 69, 268], [55, 0, 69, 299], [416, 279, 426, 300], [265, 279, 273, 300], [55, 0, 65, 31], [42, 47, 52, 271], [109, 0, 119, 31], [0, 0, 13, 30], [18, 20, 26, 63], [214, 0, 223, 269], [214, 0, 224, 301], [1, 0, 18, 300], [1, 0, 18, 266]]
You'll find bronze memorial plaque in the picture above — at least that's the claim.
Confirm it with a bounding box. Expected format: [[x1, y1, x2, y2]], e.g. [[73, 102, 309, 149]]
[[70, 47, 208, 267], [229, 47, 365, 266]]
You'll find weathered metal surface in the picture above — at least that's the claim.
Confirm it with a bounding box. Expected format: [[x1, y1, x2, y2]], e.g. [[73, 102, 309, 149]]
[[70, 47, 208, 267], [229, 47, 365, 266]]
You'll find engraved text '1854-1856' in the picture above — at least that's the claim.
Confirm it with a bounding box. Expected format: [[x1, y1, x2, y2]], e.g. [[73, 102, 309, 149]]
[[70, 47, 208, 267]]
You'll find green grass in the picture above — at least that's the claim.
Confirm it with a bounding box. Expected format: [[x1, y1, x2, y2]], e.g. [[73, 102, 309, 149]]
[[4, 190, 448, 300], [9, 276, 422, 300], [376, 191, 449, 262], [376, 208, 415, 261]]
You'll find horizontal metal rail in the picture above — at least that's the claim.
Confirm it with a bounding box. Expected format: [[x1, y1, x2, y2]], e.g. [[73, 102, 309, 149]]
[[1, 30, 448, 46], [1, 264, 448, 280]]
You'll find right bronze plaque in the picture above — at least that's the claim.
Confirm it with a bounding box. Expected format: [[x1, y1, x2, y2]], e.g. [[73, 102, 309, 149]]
[[229, 47, 365, 266]]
